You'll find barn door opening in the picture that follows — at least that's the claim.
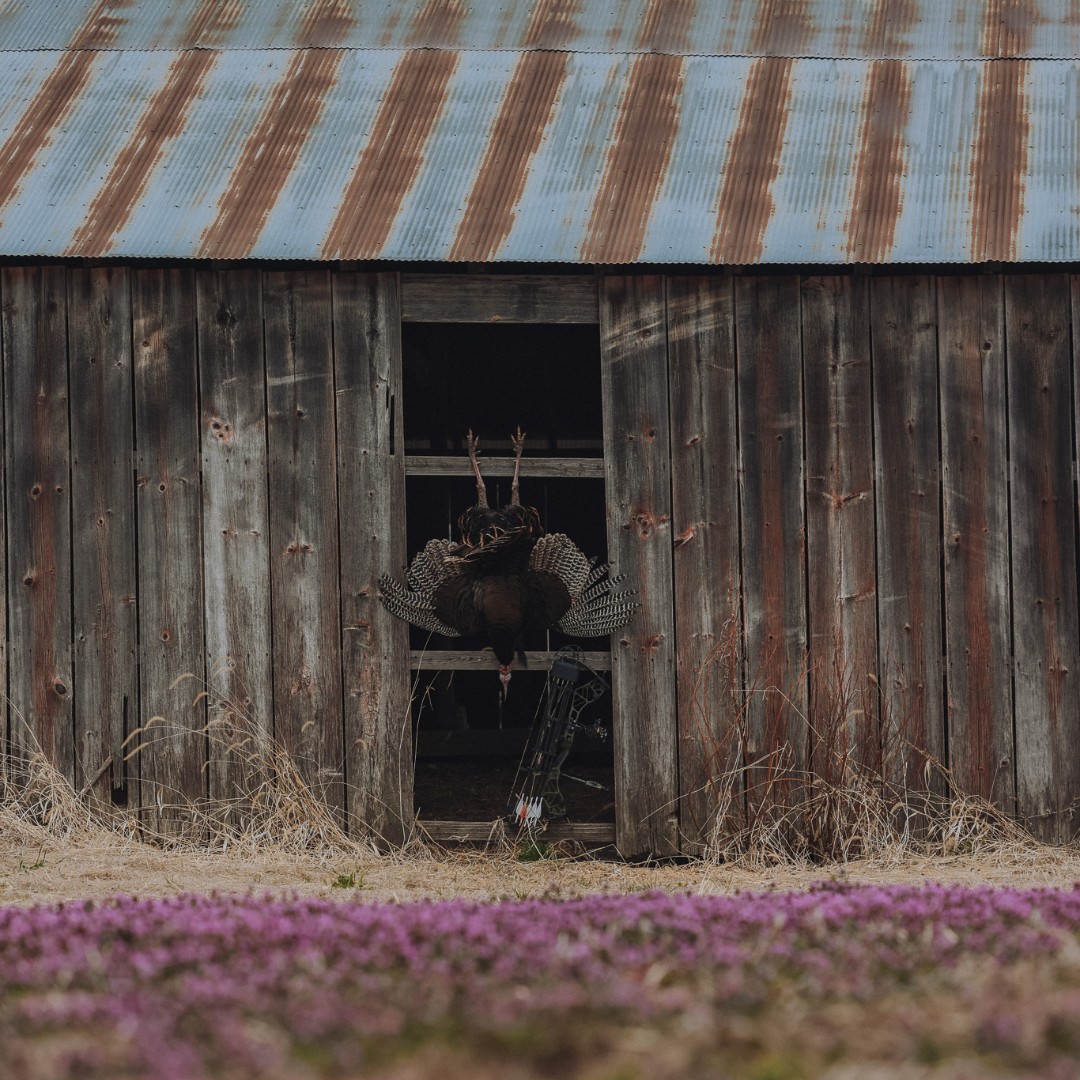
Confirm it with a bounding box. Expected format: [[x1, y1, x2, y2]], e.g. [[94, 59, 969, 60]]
[[398, 283, 615, 842]]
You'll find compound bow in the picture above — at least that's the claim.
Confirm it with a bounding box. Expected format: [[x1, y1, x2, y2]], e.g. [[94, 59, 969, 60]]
[[507, 646, 609, 828]]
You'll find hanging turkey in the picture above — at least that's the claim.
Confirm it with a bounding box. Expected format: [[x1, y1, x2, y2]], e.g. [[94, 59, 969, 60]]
[[378, 429, 638, 692]]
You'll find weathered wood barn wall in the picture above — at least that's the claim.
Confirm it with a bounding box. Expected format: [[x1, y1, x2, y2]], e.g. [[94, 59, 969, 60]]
[[4, 263, 1079, 853]]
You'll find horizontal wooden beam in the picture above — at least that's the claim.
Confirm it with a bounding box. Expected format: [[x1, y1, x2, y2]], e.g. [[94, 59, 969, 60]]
[[401, 274, 599, 324], [405, 455, 605, 479], [418, 819, 616, 843], [411, 649, 612, 671]]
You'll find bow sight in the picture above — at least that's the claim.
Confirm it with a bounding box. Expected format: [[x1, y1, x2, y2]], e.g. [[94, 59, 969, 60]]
[[507, 646, 610, 828]]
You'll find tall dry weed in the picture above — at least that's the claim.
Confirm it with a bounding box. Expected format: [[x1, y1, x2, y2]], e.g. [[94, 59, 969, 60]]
[[689, 628, 1039, 866]]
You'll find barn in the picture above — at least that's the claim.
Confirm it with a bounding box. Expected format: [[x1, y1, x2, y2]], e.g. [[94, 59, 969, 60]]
[[2, 0, 1079, 857]]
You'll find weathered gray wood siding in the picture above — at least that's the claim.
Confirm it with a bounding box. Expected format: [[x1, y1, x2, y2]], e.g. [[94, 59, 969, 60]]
[[3, 266, 1080, 850]]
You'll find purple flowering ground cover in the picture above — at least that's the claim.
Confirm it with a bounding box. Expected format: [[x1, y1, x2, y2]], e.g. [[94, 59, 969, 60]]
[[4, 883, 1080, 1079]]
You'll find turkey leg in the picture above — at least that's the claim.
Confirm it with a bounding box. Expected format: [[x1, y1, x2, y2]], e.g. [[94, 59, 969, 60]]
[[511, 426, 526, 506], [466, 429, 488, 508]]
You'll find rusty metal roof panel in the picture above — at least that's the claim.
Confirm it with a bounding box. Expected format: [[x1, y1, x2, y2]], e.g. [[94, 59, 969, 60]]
[[0, 46, 1079, 264], [7, 1, 1080, 58], [244, 49, 404, 260], [100, 51, 298, 258], [1015, 59, 1080, 260], [489, 52, 633, 263]]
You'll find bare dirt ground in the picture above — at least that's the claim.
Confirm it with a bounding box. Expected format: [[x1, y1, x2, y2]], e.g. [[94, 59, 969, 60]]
[[4, 819, 1080, 908]]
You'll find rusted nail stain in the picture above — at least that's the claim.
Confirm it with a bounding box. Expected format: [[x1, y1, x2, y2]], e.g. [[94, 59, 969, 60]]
[[674, 526, 695, 548], [285, 541, 315, 556], [640, 634, 662, 654], [208, 416, 234, 442]]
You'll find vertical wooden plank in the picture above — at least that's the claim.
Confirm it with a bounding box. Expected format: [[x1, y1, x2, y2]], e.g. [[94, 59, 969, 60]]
[[667, 276, 741, 853], [68, 267, 137, 809], [939, 275, 1014, 809], [599, 275, 679, 858], [735, 275, 808, 813], [871, 275, 944, 798], [133, 267, 206, 835], [3, 266, 73, 782], [802, 275, 879, 784], [264, 271, 345, 821], [1010, 274, 1080, 843], [196, 269, 272, 813], [334, 272, 412, 847]]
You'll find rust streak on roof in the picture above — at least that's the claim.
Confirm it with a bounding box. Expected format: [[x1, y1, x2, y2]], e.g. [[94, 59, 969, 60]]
[[69, 0, 131, 49], [449, 50, 568, 262], [710, 57, 794, 265], [0, 53, 98, 219], [970, 58, 1029, 262], [407, 0, 469, 47], [299, 0, 356, 46], [580, 52, 684, 264], [750, 0, 814, 56], [862, 0, 919, 56], [522, 0, 582, 49], [180, 0, 244, 48], [845, 60, 912, 263], [200, 49, 344, 259], [0, 0, 131, 219], [323, 49, 458, 260], [637, 0, 697, 54], [68, 49, 219, 256], [982, 0, 1039, 57]]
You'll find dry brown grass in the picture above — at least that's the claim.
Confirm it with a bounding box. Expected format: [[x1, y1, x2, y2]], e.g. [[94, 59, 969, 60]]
[[2, 651, 1079, 910], [685, 616, 1060, 870]]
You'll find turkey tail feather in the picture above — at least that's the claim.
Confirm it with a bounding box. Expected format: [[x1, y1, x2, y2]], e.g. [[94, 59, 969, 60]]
[[377, 538, 463, 638], [528, 533, 638, 638]]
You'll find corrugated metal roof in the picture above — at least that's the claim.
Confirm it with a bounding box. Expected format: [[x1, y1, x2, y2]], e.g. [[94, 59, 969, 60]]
[[7, 0, 1080, 59], [0, 1, 1078, 265]]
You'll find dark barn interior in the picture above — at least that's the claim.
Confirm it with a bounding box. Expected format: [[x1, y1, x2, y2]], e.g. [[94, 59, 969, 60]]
[[400, 321, 613, 824]]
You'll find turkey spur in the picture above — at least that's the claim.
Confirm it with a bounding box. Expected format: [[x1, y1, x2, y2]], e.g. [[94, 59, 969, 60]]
[[378, 429, 638, 690]]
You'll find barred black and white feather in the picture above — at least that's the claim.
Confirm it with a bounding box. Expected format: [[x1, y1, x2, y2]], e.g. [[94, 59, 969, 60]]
[[528, 533, 639, 638], [377, 539, 463, 638]]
